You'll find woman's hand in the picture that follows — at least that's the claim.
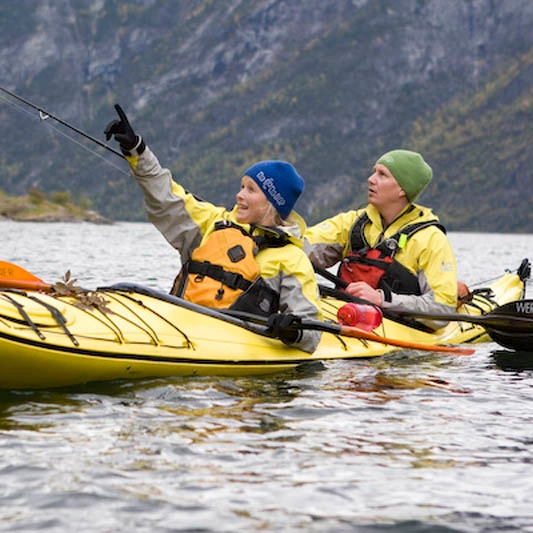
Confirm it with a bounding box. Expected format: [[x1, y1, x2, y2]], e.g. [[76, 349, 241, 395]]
[[104, 104, 144, 155]]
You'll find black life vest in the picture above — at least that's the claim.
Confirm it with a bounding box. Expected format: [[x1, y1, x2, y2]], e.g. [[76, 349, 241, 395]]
[[338, 212, 446, 299], [171, 220, 289, 316]]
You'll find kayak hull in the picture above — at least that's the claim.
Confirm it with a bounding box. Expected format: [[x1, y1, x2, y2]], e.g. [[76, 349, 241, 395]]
[[0, 270, 526, 389]]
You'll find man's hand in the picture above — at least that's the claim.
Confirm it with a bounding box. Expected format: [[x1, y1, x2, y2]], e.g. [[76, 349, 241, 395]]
[[345, 281, 384, 306]]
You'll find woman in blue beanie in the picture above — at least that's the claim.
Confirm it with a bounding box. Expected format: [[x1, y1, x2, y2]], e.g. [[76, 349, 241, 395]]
[[105, 105, 321, 353], [305, 150, 458, 331]]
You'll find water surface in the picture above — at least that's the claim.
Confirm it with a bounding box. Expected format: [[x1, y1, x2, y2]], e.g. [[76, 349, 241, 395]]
[[1, 221, 533, 532]]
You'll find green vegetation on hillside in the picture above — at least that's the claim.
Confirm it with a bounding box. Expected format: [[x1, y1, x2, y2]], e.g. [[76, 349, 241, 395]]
[[405, 50, 533, 231], [2, 1, 533, 232], [0, 187, 110, 224]]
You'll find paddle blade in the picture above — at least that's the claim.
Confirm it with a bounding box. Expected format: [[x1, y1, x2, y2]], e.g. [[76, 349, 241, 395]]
[[484, 300, 533, 351], [0, 278, 52, 292], [0, 261, 51, 292], [339, 325, 475, 355], [490, 300, 533, 321], [487, 328, 532, 352], [0, 261, 44, 281]]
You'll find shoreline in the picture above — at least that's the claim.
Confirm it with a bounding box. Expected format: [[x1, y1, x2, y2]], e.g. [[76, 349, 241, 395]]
[[0, 189, 113, 224], [0, 212, 113, 224]]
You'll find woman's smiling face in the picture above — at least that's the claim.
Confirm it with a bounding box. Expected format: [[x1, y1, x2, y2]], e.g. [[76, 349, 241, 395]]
[[235, 175, 275, 225]]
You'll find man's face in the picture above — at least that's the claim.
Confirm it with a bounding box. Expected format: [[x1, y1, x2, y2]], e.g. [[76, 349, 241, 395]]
[[367, 163, 406, 210]]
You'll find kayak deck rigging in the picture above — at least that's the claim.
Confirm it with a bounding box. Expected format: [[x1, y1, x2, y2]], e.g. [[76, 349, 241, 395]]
[[0, 262, 528, 389]]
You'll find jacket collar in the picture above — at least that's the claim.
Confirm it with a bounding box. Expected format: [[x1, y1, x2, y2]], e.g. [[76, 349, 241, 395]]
[[366, 203, 439, 235], [227, 207, 307, 249]]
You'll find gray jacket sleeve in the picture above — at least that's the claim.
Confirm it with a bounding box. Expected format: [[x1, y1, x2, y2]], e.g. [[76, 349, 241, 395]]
[[129, 146, 223, 262]]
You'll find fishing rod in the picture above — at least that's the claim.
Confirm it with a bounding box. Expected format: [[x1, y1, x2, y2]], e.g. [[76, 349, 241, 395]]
[[0, 85, 125, 160]]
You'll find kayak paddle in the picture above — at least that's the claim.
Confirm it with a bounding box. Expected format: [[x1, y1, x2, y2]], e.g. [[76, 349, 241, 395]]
[[223, 309, 474, 355], [0, 261, 52, 292], [397, 301, 533, 352], [314, 265, 532, 352], [297, 319, 475, 355]]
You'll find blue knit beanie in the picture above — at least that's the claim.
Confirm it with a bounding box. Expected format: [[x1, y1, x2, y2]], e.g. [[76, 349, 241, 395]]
[[244, 160, 304, 220]]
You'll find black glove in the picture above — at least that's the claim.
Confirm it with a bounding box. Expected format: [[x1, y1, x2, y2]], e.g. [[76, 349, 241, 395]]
[[266, 313, 302, 345], [104, 104, 145, 155]]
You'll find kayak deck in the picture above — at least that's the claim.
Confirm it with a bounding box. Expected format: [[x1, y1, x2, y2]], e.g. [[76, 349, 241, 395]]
[[0, 268, 526, 389]]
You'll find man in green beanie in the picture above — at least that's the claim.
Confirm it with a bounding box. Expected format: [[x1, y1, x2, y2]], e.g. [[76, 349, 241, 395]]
[[304, 149, 458, 330]]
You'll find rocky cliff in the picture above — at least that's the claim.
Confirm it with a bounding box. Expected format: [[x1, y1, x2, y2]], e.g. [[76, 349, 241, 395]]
[[1, 0, 532, 231]]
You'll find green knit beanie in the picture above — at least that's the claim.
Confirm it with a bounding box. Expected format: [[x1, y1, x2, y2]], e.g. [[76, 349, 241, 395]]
[[376, 149, 432, 202]]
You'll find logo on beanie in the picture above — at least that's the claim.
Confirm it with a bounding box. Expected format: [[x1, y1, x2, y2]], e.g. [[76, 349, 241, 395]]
[[255, 171, 286, 209], [244, 160, 303, 219]]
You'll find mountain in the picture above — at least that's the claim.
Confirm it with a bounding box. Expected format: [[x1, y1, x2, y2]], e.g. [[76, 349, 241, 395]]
[[1, 0, 532, 232]]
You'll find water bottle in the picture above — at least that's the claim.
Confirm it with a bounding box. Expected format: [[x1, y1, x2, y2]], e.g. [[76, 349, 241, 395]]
[[336, 303, 383, 331]]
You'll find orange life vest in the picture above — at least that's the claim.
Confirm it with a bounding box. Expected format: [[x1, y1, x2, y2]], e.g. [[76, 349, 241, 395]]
[[172, 221, 288, 315]]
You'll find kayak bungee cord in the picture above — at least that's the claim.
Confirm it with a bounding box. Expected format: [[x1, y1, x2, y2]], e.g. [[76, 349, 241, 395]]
[[0, 86, 129, 176], [26, 294, 79, 346], [0, 293, 45, 340]]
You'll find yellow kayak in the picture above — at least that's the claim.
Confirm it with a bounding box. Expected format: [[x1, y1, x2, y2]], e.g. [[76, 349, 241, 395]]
[[0, 263, 528, 389]]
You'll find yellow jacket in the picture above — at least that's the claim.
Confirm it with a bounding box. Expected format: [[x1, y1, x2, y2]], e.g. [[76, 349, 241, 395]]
[[305, 203, 458, 329], [126, 147, 322, 352]]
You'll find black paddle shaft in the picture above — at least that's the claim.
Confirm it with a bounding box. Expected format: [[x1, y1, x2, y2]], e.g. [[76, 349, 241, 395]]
[[403, 301, 533, 330]]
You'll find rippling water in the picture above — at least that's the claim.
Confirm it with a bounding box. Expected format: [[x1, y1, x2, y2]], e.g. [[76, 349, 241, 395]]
[[2, 221, 533, 532]]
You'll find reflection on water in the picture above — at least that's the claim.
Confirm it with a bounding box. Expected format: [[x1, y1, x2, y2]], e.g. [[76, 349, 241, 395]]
[[491, 349, 533, 372], [0, 349, 532, 531], [1, 222, 533, 531]]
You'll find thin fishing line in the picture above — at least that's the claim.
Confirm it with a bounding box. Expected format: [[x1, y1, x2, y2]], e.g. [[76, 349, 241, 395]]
[[469, 276, 499, 288], [0, 92, 130, 177], [38, 118, 129, 176], [0, 86, 124, 157], [0, 92, 36, 119], [468, 270, 511, 288]]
